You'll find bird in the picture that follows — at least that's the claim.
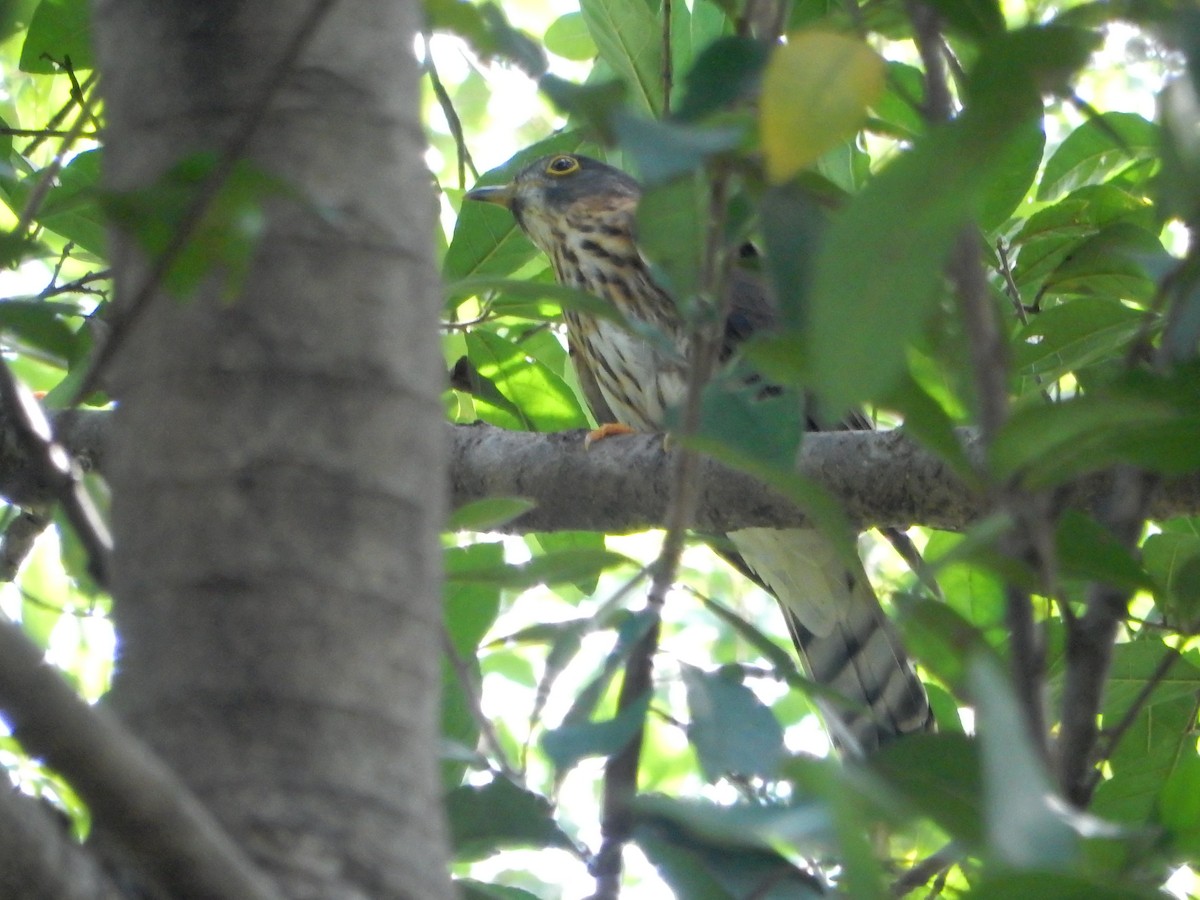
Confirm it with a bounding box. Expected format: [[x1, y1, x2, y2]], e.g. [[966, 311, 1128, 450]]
[[466, 152, 932, 753]]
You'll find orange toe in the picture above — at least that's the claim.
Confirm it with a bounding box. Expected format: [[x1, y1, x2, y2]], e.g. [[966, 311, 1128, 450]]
[[584, 422, 637, 448]]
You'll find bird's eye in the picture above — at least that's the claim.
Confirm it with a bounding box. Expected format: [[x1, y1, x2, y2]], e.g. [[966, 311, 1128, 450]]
[[545, 155, 580, 176]]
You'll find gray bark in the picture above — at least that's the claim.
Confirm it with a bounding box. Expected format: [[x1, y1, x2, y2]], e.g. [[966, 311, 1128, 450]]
[[92, 2, 451, 898], [4, 416, 1200, 535]]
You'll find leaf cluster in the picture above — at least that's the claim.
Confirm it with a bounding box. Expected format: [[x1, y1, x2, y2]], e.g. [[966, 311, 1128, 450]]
[[435, 0, 1200, 897]]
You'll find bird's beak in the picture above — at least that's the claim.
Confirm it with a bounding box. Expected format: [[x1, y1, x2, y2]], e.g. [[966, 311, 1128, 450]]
[[464, 181, 515, 210]]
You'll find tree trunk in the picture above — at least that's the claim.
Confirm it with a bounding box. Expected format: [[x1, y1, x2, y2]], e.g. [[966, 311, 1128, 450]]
[[93, 2, 451, 897]]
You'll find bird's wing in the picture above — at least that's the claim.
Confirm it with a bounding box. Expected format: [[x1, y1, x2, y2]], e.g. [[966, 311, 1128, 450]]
[[715, 263, 933, 750], [569, 335, 619, 425], [728, 527, 932, 752]]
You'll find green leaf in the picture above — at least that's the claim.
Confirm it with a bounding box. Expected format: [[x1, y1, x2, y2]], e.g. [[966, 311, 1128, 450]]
[[457, 880, 543, 900], [805, 126, 977, 412], [884, 372, 976, 482], [447, 133, 585, 281], [758, 181, 830, 331], [34, 148, 106, 256], [525, 529, 610, 595], [0, 300, 82, 361], [615, 113, 743, 187], [17, 534, 74, 650], [446, 544, 629, 590], [1093, 691, 1200, 824], [682, 665, 785, 781], [1055, 510, 1154, 593], [0, 0, 38, 43], [760, 31, 884, 183], [967, 872, 1163, 899], [980, 118, 1044, 230], [632, 830, 740, 900], [634, 173, 706, 301], [674, 36, 768, 122], [541, 690, 651, 772], [442, 543, 504, 783], [1041, 222, 1162, 302], [540, 74, 627, 140], [446, 275, 625, 324], [869, 732, 984, 847], [1160, 73, 1200, 223], [425, 0, 499, 60], [579, 0, 664, 115], [672, 0, 731, 92], [20, 0, 91, 72], [1143, 532, 1200, 629], [923, 0, 1004, 41], [554, 609, 655, 730], [895, 593, 998, 693], [1088, 644, 1200, 824], [970, 655, 1079, 868], [1038, 112, 1159, 201], [634, 804, 826, 899], [1011, 185, 1156, 299], [871, 62, 925, 140], [692, 374, 803, 472], [464, 330, 589, 431], [444, 543, 504, 656], [1157, 753, 1200, 858], [448, 497, 536, 532], [102, 153, 282, 299], [543, 11, 596, 61], [634, 793, 836, 854], [445, 778, 576, 860], [988, 392, 1186, 486], [1013, 298, 1145, 380], [801, 25, 1090, 412]]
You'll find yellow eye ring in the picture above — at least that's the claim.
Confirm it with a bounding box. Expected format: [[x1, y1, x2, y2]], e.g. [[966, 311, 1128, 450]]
[[545, 155, 580, 176]]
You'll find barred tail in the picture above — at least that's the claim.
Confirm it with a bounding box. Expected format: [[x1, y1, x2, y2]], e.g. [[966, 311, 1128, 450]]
[[729, 527, 933, 753]]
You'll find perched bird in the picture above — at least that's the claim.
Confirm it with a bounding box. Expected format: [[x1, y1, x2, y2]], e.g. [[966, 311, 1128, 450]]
[[466, 153, 932, 752]]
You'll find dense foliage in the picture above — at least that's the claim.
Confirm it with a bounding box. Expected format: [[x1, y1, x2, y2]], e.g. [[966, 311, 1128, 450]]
[[437, 1, 1200, 897], [0, 0, 1199, 897]]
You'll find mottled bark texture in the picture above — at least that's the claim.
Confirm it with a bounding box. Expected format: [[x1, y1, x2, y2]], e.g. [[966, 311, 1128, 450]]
[[3, 416, 1200, 536], [94, 2, 451, 897]]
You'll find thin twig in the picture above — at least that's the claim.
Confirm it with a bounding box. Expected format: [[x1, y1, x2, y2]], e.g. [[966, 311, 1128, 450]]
[[590, 166, 734, 900], [1057, 470, 1154, 804], [14, 88, 96, 241], [0, 362, 111, 585], [21, 72, 97, 158], [1056, 231, 1198, 803], [994, 239, 1030, 327], [0, 127, 101, 140], [0, 509, 51, 582], [905, 2, 952, 123], [524, 563, 654, 773], [909, 0, 1052, 756], [36, 270, 112, 301], [890, 842, 960, 897], [69, 0, 343, 407], [424, 35, 477, 190], [0, 617, 284, 900], [995, 238, 1054, 404], [1095, 646, 1184, 767], [441, 627, 521, 782]]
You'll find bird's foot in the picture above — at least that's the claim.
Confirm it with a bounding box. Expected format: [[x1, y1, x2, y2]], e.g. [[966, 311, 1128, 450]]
[[584, 422, 636, 449]]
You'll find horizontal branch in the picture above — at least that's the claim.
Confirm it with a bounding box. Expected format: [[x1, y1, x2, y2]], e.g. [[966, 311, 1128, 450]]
[[1, 412, 1199, 534], [0, 618, 284, 900], [0, 769, 123, 900], [450, 422, 1200, 534]]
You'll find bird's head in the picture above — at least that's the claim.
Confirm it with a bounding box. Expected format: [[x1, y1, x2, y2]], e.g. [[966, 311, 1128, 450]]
[[465, 153, 641, 262]]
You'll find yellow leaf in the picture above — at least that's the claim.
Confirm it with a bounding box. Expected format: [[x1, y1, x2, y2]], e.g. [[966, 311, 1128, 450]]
[[760, 31, 885, 184]]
